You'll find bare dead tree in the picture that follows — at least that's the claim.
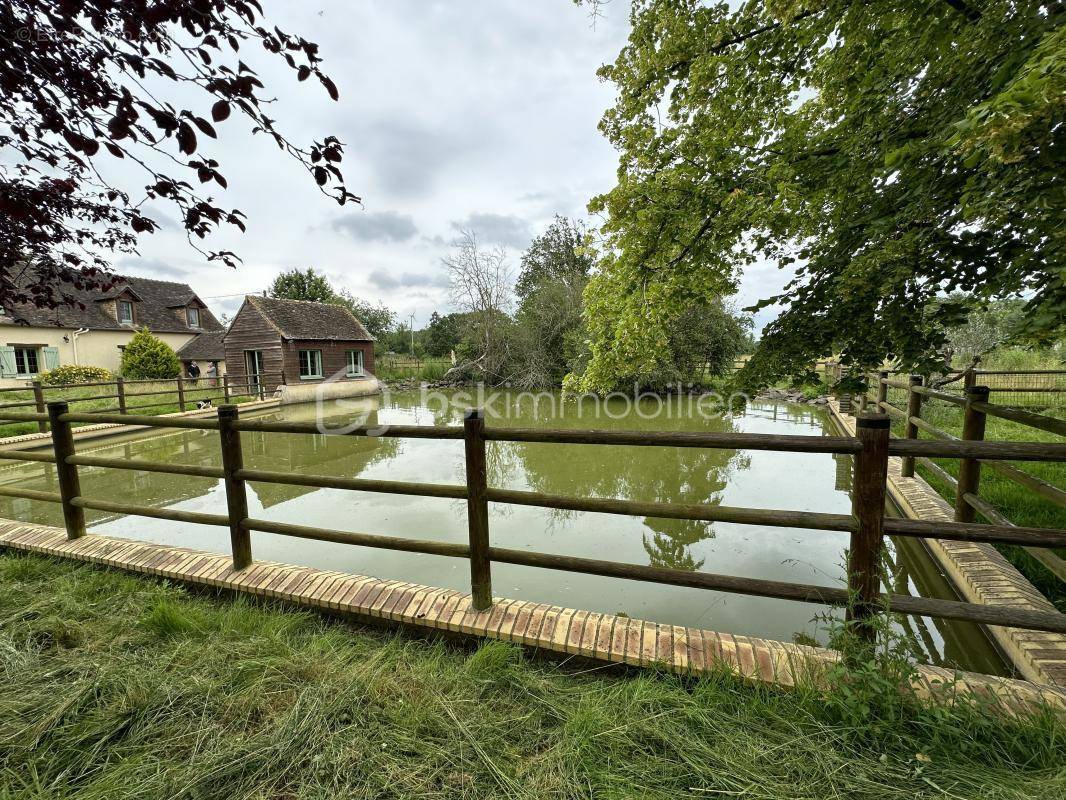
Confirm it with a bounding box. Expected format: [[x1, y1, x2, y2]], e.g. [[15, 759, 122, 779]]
[[442, 229, 513, 381]]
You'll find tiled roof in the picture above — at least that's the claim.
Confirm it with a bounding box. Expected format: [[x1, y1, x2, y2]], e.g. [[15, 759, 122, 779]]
[[176, 330, 227, 361], [2, 268, 222, 334], [242, 295, 374, 341]]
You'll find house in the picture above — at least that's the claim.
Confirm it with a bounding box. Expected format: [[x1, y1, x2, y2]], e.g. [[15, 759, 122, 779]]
[[222, 295, 377, 398], [0, 269, 225, 387]]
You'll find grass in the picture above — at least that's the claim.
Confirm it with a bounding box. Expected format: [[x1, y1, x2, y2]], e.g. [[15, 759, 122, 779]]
[[882, 389, 1066, 610], [375, 356, 452, 382], [0, 552, 1064, 799], [0, 381, 254, 439]]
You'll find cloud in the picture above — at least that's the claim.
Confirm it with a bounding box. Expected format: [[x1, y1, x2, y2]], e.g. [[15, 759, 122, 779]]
[[331, 210, 418, 243], [367, 268, 451, 291], [450, 213, 532, 249], [115, 257, 190, 280]]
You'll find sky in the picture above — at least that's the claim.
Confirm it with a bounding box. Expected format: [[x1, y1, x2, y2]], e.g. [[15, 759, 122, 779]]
[[111, 0, 787, 330]]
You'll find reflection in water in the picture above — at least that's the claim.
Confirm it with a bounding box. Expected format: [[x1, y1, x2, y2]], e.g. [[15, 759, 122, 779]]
[[0, 392, 1004, 674]]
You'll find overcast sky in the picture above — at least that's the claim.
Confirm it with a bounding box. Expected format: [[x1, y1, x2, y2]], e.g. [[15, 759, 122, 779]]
[[113, 0, 786, 330]]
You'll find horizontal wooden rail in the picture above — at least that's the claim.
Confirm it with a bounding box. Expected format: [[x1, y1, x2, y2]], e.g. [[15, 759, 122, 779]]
[[0, 400, 36, 410], [982, 460, 1066, 510], [909, 416, 956, 441], [70, 496, 229, 526], [917, 456, 957, 488], [243, 518, 470, 558], [883, 379, 912, 391], [883, 517, 1066, 548], [0, 450, 57, 463], [962, 493, 1012, 528], [970, 401, 1066, 438], [484, 428, 862, 454], [485, 546, 1066, 634], [887, 438, 1066, 462], [912, 386, 967, 406], [59, 412, 219, 430], [485, 487, 854, 531], [0, 486, 62, 503], [235, 468, 468, 499], [230, 419, 464, 439], [0, 411, 49, 423], [67, 455, 225, 479]]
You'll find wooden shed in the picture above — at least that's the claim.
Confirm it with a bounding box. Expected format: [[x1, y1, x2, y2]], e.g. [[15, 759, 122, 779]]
[[222, 295, 376, 395]]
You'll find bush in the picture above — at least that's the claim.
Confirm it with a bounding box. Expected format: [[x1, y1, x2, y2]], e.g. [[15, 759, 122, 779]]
[[120, 328, 181, 379], [38, 364, 112, 386]]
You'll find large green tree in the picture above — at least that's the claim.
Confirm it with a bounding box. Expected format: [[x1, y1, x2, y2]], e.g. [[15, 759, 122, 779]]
[[573, 0, 1065, 391]]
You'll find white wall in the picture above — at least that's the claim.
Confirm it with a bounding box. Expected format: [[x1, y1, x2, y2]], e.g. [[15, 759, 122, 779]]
[[0, 327, 220, 388]]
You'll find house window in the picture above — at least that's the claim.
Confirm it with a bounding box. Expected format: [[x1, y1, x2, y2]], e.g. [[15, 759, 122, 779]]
[[186, 306, 201, 328], [13, 347, 39, 377], [346, 349, 364, 377], [298, 349, 323, 379], [117, 300, 134, 325]]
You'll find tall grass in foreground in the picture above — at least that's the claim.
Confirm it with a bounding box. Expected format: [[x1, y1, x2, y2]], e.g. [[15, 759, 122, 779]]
[[0, 553, 1063, 799]]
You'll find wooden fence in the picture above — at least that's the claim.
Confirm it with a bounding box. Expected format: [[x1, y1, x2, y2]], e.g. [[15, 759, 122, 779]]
[[863, 373, 1066, 580], [0, 372, 284, 433], [1, 402, 1065, 643]]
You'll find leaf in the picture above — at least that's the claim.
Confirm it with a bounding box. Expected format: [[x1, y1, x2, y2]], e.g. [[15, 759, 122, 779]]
[[211, 100, 231, 122], [177, 122, 197, 155], [297, 65, 311, 81], [105, 142, 124, 158], [313, 166, 328, 186], [193, 116, 217, 138], [320, 74, 339, 101]]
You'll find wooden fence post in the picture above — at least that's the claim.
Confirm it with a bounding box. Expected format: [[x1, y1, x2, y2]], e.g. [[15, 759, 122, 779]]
[[32, 380, 47, 433], [47, 401, 85, 539], [176, 377, 186, 412], [464, 408, 492, 610], [875, 370, 888, 412], [222, 374, 231, 403], [218, 404, 252, 569], [901, 374, 923, 478], [954, 385, 990, 524], [116, 377, 127, 414], [847, 414, 890, 644]]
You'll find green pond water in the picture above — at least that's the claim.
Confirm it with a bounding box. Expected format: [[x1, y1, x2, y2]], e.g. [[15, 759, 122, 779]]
[[0, 390, 1006, 674]]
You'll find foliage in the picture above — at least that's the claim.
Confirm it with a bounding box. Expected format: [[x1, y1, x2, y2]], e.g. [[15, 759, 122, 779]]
[[511, 217, 594, 388], [38, 364, 112, 386], [939, 294, 1026, 362], [1, 1, 357, 311], [119, 328, 180, 380], [0, 553, 1063, 799], [423, 311, 467, 357], [268, 267, 395, 339], [575, 0, 1066, 391]]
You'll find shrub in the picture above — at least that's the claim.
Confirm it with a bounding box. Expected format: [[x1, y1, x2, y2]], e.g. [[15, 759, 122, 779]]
[[38, 364, 112, 386], [120, 327, 181, 379]]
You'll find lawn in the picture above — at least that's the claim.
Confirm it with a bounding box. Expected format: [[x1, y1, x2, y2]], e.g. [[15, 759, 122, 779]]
[[0, 381, 255, 439], [0, 552, 1063, 799], [881, 387, 1066, 610]]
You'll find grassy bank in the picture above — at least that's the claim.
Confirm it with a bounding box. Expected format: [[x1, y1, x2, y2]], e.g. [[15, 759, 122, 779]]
[[0, 382, 254, 439], [881, 394, 1066, 610], [0, 552, 1063, 798]]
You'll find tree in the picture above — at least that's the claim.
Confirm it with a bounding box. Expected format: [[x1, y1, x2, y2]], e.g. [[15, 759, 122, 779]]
[[268, 268, 335, 304], [120, 327, 181, 379], [511, 217, 594, 387], [572, 1, 1066, 391], [443, 230, 513, 379], [424, 312, 465, 357], [939, 293, 1026, 362], [268, 268, 395, 339], [2, 1, 358, 311]]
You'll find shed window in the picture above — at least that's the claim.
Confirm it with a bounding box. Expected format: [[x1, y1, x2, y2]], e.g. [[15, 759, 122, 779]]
[[186, 307, 201, 328], [346, 349, 364, 377], [117, 300, 134, 325], [298, 349, 323, 379], [14, 347, 40, 377]]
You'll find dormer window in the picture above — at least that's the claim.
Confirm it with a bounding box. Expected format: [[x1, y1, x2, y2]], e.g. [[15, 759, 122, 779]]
[[117, 300, 134, 325], [186, 306, 201, 328]]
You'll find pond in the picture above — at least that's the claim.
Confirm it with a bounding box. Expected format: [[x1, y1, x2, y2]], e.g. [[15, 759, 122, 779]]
[[0, 389, 1005, 674]]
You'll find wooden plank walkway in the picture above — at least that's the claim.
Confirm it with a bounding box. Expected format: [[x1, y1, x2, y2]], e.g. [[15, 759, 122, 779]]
[[2, 517, 1065, 717], [828, 401, 1066, 687]]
